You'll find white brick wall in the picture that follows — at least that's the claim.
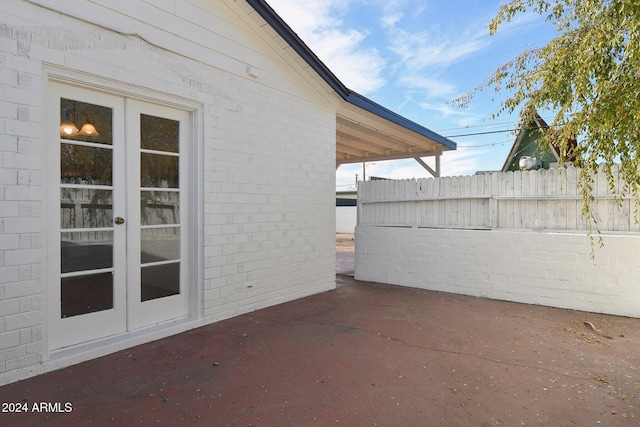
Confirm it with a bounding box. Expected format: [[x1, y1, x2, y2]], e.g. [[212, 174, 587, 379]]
[[200, 81, 336, 321], [0, 0, 337, 384], [0, 5, 45, 377], [356, 225, 640, 317], [336, 206, 357, 233]]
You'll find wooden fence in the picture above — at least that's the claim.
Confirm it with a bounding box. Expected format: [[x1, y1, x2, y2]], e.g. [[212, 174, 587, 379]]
[[358, 166, 640, 232]]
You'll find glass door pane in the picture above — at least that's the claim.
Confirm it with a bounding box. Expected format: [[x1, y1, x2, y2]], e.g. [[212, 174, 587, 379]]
[[126, 100, 190, 331], [49, 82, 127, 351], [139, 114, 181, 302], [59, 99, 116, 318]]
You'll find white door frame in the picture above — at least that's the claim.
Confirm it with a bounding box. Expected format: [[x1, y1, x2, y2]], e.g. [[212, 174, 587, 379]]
[[47, 82, 129, 349], [125, 100, 191, 330], [45, 73, 203, 354]]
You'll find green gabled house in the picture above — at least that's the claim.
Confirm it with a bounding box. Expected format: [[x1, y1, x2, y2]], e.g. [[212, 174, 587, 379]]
[[502, 113, 577, 172]]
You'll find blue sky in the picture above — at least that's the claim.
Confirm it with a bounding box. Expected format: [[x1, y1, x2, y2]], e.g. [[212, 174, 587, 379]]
[[265, 0, 556, 189]]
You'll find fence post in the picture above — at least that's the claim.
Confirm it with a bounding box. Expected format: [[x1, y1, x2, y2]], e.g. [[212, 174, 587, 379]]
[[489, 197, 497, 229], [356, 181, 362, 225]]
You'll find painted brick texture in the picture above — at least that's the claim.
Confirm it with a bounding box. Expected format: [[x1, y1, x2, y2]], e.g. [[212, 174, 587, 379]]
[[356, 225, 640, 318], [0, 0, 336, 384], [0, 10, 44, 378]]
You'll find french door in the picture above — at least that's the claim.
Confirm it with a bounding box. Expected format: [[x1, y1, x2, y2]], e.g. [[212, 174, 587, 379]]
[[48, 83, 191, 350]]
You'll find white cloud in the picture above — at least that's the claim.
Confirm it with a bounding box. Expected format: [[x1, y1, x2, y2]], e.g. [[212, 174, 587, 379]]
[[266, 0, 347, 32], [265, 0, 527, 183], [367, 160, 437, 180], [441, 147, 491, 176], [365, 149, 488, 178], [336, 150, 486, 183], [372, 8, 494, 111], [377, 0, 410, 28], [399, 75, 456, 98], [393, 33, 486, 72], [265, 0, 386, 94], [380, 12, 403, 28], [420, 101, 478, 117]]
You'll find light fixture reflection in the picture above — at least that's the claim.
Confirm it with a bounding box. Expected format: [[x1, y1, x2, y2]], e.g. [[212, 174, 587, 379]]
[[79, 122, 99, 136], [59, 108, 99, 138], [60, 120, 79, 137]]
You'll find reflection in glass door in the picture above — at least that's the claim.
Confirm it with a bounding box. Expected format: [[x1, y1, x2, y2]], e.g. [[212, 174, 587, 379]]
[[49, 83, 128, 350], [60, 99, 116, 318], [139, 114, 181, 302], [126, 101, 190, 330], [48, 83, 190, 350]]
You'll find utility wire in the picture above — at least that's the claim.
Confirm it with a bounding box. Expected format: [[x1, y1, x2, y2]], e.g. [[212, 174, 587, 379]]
[[445, 124, 549, 138], [438, 117, 554, 135], [436, 120, 522, 132], [447, 125, 550, 147], [445, 128, 521, 138], [457, 140, 511, 148]]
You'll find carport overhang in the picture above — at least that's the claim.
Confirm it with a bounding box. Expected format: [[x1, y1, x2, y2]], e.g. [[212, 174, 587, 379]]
[[243, 0, 457, 176], [336, 94, 455, 175]]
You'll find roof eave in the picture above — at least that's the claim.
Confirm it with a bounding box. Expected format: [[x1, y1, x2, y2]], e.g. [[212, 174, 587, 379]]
[[347, 92, 456, 150], [245, 0, 349, 98], [245, 0, 456, 151]]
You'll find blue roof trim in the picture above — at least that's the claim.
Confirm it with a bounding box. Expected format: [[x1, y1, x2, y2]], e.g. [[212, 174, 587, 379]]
[[347, 92, 456, 150], [245, 0, 456, 151]]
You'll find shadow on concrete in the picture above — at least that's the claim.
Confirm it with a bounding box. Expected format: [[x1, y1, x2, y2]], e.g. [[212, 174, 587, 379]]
[[1, 275, 639, 426], [336, 250, 354, 277]]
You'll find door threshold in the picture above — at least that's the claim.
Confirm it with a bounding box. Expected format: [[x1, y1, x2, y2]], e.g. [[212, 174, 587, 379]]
[[46, 316, 203, 370]]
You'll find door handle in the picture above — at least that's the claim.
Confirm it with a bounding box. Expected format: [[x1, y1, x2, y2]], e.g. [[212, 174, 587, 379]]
[[114, 217, 125, 225]]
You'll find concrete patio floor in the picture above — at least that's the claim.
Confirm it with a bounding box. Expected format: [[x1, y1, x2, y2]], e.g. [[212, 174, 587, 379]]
[[1, 251, 639, 426]]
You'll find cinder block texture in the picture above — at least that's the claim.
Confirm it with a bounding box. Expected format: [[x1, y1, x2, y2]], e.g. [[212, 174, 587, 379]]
[[356, 225, 640, 318]]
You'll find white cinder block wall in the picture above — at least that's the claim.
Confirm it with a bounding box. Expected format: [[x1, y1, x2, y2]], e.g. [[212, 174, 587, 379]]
[[356, 225, 640, 318], [0, 0, 336, 385], [336, 206, 357, 233]]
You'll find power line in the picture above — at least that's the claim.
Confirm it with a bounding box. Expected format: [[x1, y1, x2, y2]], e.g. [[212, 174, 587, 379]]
[[437, 116, 555, 134], [456, 139, 511, 148], [445, 128, 521, 138], [445, 122, 553, 138], [436, 120, 520, 132]]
